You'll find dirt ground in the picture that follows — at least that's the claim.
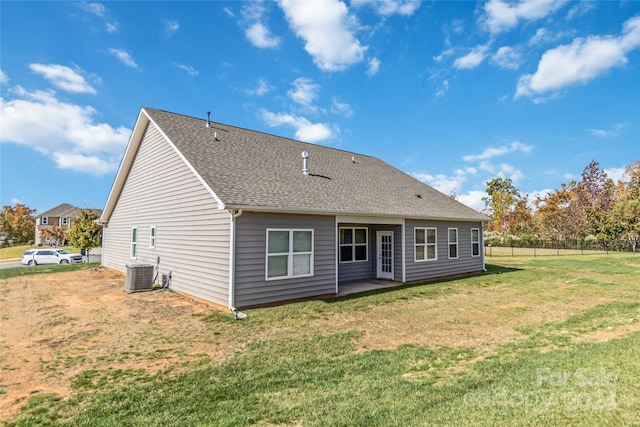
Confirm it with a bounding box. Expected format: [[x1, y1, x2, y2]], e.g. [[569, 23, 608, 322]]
[[2, 267, 638, 422], [0, 268, 224, 420]]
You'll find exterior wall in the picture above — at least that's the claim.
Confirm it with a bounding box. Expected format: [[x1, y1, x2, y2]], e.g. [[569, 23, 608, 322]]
[[234, 212, 336, 307], [102, 123, 230, 306], [405, 219, 484, 282]]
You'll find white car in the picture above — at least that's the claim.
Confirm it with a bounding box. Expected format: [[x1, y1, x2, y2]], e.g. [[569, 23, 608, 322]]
[[21, 248, 83, 266]]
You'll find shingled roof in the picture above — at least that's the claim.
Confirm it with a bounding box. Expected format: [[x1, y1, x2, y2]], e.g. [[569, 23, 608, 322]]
[[105, 108, 488, 222]]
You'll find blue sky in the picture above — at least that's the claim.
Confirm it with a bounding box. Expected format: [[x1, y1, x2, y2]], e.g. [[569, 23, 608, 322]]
[[1, 0, 639, 215]]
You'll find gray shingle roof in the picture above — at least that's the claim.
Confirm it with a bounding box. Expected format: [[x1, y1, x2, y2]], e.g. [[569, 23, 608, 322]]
[[144, 108, 488, 221], [38, 203, 77, 218]]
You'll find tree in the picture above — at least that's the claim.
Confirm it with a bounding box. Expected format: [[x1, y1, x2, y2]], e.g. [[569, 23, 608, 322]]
[[610, 161, 640, 252], [534, 183, 580, 242], [0, 204, 36, 247], [66, 210, 102, 256], [483, 178, 522, 235], [40, 225, 67, 246], [575, 160, 615, 239]]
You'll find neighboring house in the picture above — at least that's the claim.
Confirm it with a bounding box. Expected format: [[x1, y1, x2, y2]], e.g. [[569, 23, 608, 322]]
[[100, 108, 489, 310], [35, 203, 101, 245]]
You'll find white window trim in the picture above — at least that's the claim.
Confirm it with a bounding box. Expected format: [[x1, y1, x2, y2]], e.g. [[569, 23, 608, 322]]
[[265, 229, 314, 281], [339, 227, 368, 263], [471, 228, 480, 257], [41, 217, 48, 225], [130, 227, 138, 259], [448, 228, 458, 259], [61, 217, 69, 226], [149, 226, 156, 249], [414, 227, 437, 262]]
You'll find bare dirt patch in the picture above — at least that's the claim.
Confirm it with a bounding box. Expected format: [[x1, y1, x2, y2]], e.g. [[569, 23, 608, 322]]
[[0, 268, 225, 420]]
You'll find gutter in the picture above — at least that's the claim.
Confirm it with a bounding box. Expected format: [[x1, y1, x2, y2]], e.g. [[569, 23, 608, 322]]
[[219, 204, 488, 223], [228, 208, 243, 310]]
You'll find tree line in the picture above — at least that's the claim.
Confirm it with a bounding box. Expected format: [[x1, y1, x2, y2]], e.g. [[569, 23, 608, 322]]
[[482, 160, 640, 252]]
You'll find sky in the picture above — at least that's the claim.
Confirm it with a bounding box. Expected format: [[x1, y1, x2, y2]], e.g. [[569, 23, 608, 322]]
[[1, 0, 639, 216]]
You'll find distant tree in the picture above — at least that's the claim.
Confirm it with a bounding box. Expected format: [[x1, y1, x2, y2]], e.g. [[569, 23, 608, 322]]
[[534, 183, 580, 242], [0, 204, 36, 247], [483, 178, 521, 235], [610, 161, 640, 252], [66, 210, 102, 256], [41, 225, 67, 246], [575, 160, 615, 238]]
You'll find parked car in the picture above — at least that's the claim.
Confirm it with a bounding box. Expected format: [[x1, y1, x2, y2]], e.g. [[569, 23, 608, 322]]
[[21, 249, 83, 266]]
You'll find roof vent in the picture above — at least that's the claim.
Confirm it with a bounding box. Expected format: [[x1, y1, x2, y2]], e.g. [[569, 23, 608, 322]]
[[206, 111, 212, 128], [302, 151, 310, 176]]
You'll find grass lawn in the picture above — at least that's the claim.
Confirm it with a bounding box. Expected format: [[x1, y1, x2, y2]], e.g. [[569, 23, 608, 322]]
[[0, 244, 83, 261], [3, 254, 640, 426]]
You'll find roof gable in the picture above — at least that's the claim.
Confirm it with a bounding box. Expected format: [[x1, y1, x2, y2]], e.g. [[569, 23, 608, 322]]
[[103, 108, 488, 222]]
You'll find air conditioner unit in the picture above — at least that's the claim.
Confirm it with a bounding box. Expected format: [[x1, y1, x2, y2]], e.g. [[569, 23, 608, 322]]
[[125, 264, 154, 293]]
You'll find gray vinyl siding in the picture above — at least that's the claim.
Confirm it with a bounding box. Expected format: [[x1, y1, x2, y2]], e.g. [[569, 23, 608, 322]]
[[338, 224, 403, 283], [234, 212, 335, 307], [337, 224, 371, 283], [405, 220, 484, 282], [102, 123, 230, 306]]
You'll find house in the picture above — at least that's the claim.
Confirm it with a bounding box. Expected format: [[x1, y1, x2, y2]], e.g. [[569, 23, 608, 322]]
[[100, 108, 489, 310], [35, 203, 102, 245], [35, 203, 78, 245]]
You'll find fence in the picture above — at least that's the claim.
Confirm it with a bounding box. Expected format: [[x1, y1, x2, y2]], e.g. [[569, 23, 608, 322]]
[[484, 239, 636, 257]]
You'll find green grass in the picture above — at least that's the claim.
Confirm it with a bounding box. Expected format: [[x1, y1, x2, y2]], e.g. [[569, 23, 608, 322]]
[[5, 254, 640, 426], [0, 262, 100, 280]]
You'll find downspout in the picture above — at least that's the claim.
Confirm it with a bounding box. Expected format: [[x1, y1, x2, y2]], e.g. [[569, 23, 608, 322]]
[[228, 209, 243, 310]]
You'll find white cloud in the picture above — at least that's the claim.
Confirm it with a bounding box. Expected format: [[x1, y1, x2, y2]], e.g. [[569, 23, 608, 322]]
[[435, 79, 449, 97], [367, 57, 381, 75], [586, 122, 629, 138], [352, 0, 421, 17], [566, 1, 595, 20], [246, 23, 281, 48], [260, 110, 335, 143], [516, 16, 640, 99], [0, 88, 130, 175], [175, 63, 198, 76], [53, 153, 115, 176], [278, 0, 367, 71], [458, 190, 487, 212], [29, 63, 96, 94], [78, 2, 118, 33], [433, 48, 455, 62], [482, 0, 568, 34], [288, 77, 320, 108], [605, 167, 627, 183], [245, 78, 274, 96], [497, 163, 524, 182], [10, 198, 24, 206], [108, 48, 140, 69], [463, 141, 533, 162], [242, 2, 281, 49], [331, 97, 353, 118], [223, 7, 235, 18], [1, 69, 9, 85], [165, 19, 179, 36], [412, 169, 468, 197], [491, 46, 522, 70], [454, 43, 490, 70]]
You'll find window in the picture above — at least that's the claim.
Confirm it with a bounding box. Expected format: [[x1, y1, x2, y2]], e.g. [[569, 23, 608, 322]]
[[471, 228, 480, 257], [448, 228, 458, 259], [62, 217, 69, 226], [415, 227, 437, 261], [131, 227, 138, 259], [149, 226, 156, 249], [266, 229, 313, 280], [339, 227, 368, 262], [41, 217, 48, 225]]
